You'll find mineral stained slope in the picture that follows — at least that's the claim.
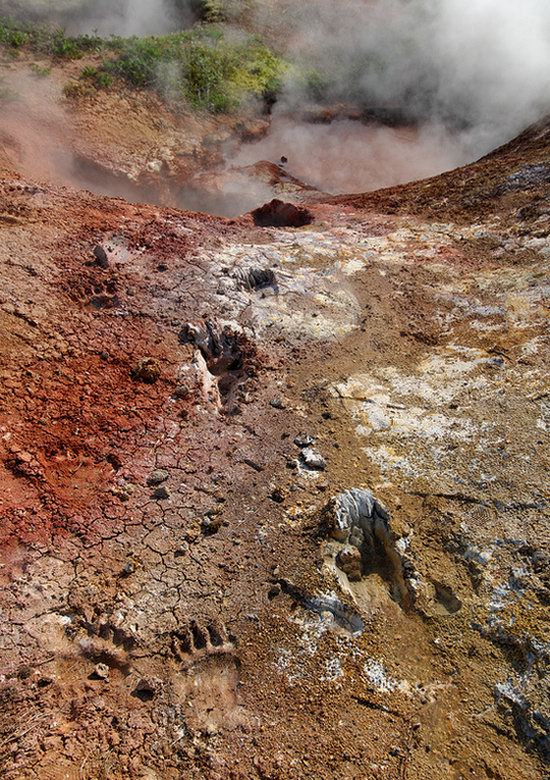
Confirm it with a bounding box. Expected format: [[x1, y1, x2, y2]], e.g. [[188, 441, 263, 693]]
[[0, 120, 548, 779]]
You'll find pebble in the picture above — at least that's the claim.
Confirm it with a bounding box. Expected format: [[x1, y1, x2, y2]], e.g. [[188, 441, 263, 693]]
[[147, 469, 169, 486], [93, 663, 110, 680], [300, 447, 327, 471], [294, 434, 315, 448]]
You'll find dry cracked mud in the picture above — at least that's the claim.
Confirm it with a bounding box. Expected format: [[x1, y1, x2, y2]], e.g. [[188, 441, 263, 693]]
[[0, 117, 548, 780]]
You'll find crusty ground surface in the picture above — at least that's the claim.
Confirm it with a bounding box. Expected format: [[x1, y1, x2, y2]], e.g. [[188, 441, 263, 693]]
[[0, 117, 548, 779]]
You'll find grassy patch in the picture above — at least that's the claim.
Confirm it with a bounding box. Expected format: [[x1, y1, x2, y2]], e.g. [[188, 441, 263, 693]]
[[0, 18, 103, 59], [100, 27, 286, 112], [0, 16, 286, 112]]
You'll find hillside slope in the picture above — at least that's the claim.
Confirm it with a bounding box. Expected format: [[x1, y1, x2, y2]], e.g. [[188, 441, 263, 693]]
[[0, 111, 548, 779]]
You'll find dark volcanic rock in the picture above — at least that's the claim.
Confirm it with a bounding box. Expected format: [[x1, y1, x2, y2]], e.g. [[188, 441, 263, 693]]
[[251, 199, 313, 228]]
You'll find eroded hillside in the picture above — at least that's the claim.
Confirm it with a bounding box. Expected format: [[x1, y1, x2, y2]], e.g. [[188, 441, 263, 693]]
[[0, 96, 548, 778]]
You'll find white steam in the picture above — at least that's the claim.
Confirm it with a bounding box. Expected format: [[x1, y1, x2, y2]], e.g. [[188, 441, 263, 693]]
[[1, 0, 197, 36], [2, 0, 550, 207], [275, 0, 550, 148], [233, 0, 550, 194]]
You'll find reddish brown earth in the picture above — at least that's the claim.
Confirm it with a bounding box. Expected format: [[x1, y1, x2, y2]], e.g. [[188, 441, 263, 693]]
[[0, 116, 548, 780]]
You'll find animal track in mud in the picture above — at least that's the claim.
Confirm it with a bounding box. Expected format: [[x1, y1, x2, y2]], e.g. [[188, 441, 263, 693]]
[[232, 266, 277, 293], [169, 620, 245, 731], [88, 278, 120, 310], [322, 489, 417, 611], [169, 619, 236, 666], [65, 273, 120, 309], [66, 614, 137, 674], [431, 580, 463, 615]]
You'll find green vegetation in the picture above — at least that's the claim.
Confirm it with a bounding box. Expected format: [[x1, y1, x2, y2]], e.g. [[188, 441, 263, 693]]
[[0, 16, 286, 113], [99, 27, 285, 112], [0, 18, 103, 58]]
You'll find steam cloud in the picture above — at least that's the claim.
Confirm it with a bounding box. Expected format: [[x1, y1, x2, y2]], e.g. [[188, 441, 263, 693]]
[[1, 0, 550, 208], [0, 0, 197, 36], [237, 0, 550, 193]]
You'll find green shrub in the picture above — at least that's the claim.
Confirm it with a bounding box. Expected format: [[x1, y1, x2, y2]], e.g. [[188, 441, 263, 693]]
[[0, 15, 286, 113], [0, 20, 29, 48], [101, 27, 286, 112], [79, 65, 113, 89], [0, 19, 104, 60], [63, 80, 99, 99]]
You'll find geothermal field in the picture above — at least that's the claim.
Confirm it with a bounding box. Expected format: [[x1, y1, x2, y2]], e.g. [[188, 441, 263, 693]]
[[0, 1, 548, 778]]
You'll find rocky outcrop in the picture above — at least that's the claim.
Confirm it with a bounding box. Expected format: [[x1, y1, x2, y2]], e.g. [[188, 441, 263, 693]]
[[251, 199, 313, 228]]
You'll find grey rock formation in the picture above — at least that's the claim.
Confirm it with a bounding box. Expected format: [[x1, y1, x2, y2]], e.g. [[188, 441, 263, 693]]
[[324, 488, 390, 543]]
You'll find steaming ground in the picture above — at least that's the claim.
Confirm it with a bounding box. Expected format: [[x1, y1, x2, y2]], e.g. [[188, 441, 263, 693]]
[[233, 118, 479, 196], [1, 0, 197, 36], [2, 0, 550, 213]]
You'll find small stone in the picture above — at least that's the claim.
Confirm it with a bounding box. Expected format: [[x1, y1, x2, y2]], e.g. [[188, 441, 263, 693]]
[[92, 663, 110, 680], [202, 514, 223, 535], [122, 560, 136, 576], [93, 244, 109, 269], [147, 469, 169, 486], [252, 199, 313, 228], [174, 383, 191, 399], [152, 486, 170, 500], [131, 357, 161, 384], [133, 677, 158, 701], [300, 447, 327, 471], [270, 487, 286, 503], [268, 583, 282, 600], [294, 434, 315, 448], [270, 398, 286, 409], [336, 545, 363, 581]]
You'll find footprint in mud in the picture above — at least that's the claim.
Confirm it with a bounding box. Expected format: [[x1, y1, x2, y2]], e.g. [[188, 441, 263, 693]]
[[170, 619, 236, 665], [88, 278, 120, 309], [69, 276, 120, 309], [170, 621, 246, 732], [66, 615, 137, 677]]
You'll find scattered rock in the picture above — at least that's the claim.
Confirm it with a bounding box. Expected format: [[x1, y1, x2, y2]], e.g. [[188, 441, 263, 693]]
[[202, 513, 223, 535], [131, 357, 161, 384], [132, 678, 158, 702], [300, 447, 326, 471], [147, 469, 169, 486], [336, 545, 363, 581], [268, 583, 282, 600], [270, 397, 286, 409], [121, 560, 136, 576], [174, 383, 191, 399], [270, 486, 287, 503], [91, 663, 110, 680], [92, 244, 109, 269], [251, 199, 313, 228], [294, 434, 315, 448]]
